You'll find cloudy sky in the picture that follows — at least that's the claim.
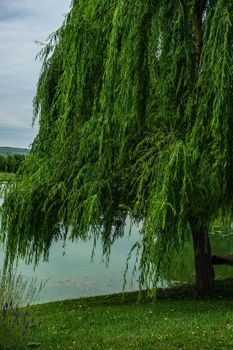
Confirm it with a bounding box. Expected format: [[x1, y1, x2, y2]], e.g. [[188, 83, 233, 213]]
[[0, 0, 71, 148]]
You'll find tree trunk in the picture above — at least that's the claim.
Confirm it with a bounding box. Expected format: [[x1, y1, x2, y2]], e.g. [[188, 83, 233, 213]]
[[190, 218, 214, 292], [189, 1, 214, 293]]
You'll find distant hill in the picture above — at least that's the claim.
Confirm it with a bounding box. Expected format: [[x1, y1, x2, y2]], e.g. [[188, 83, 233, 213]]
[[0, 147, 28, 155]]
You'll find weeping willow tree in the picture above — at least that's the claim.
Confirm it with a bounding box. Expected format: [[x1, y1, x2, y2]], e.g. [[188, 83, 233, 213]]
[[1, 0, 233, 292]]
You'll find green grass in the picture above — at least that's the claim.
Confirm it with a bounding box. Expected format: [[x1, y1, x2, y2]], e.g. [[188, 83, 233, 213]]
[[25, 280, 233, 350], [0, 172, 16, 182]]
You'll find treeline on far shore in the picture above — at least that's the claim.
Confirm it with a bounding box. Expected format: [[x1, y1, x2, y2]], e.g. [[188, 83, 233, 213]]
[[0, 154, 25, 173]]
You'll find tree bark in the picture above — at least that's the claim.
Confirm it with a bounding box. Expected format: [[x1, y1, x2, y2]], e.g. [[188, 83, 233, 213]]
[[189, 1, 214, 293], [190, 217, 215, 292]]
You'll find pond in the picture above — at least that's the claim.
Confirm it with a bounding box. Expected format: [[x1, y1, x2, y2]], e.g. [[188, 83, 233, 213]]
[[0, 197, 233, 303], [0, 218, 141, 303]]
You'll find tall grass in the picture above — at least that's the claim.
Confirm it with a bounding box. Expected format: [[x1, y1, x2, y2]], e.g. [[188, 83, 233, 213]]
[[0, 271, 45, 349]]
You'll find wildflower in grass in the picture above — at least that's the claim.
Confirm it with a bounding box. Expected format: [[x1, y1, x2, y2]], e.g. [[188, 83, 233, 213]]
[[0, 270, 45, 349]]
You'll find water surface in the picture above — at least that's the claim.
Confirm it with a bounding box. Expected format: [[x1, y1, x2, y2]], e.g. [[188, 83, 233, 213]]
[[0, 193, 233, 303]]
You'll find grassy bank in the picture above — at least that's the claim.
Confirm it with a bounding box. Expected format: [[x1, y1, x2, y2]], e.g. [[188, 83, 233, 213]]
[[0, 172, 16, 182], [24, 280, 233, 350]]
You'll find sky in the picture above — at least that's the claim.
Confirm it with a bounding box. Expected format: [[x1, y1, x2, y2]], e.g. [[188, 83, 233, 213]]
[[0, 0, 71, 148]]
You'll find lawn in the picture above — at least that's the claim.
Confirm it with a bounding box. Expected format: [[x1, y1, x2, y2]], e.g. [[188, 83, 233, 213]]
[[24, 280, 233, 350]]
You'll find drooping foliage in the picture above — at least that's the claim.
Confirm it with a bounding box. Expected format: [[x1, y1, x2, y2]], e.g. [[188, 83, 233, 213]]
[[1, 0, 233, 290]]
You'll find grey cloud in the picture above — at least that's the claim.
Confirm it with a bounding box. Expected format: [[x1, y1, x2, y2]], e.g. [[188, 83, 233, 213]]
[[0, 126, 37, 148], [0, 0, 31, 21], [0, 0, 71, 147]]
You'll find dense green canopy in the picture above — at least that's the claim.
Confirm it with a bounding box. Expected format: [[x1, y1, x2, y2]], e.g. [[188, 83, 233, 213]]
[[1, 0, 233, 290]]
